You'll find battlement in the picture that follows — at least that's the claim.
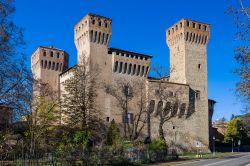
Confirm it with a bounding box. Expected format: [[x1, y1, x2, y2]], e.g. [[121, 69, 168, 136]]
[[74, 13, 112, 54], [166, 18, 210, 46]]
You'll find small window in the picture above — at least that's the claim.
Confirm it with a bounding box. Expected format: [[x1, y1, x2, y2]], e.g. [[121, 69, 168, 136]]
[[168, 91, 174, 97], [92, 19, 95, 25], [173, 126, 175, 130], [50, 51, 53, 57], [198, 24, 201, 29], [43, 51, 46, 56], [106, 117, 110, 122], [105, 22, 108, 28], [198, 64, 201, 69], [187, 21, 190, 27], [175, 25, 178, 30], [196, 90, 200, 100], [204, 25, 207, 31], [57, 52, 60, 58], [98, 21, 101, 26], [168, 30, 170, 35], [180, 22, 183, 28], [193, 22, 196, 28]]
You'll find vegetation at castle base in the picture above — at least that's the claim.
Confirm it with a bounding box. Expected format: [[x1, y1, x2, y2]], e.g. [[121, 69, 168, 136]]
[[227, 0, 250, 110]]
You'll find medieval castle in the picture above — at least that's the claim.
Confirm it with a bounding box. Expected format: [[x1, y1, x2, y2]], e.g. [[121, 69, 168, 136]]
[[31, 13, 215, 151]]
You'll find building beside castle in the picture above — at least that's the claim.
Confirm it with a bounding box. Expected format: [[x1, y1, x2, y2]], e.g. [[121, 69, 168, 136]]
[[31, 13, 215, 151]]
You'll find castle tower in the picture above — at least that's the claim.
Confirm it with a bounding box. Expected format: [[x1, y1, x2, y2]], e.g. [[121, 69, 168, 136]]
[[166, 19, 210, 149], [74, 13, 112, 65], [31, 46, 69, 95]]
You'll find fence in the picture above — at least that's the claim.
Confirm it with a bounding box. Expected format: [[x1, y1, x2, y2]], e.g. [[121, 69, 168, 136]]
[[0, 148, 178, 166]]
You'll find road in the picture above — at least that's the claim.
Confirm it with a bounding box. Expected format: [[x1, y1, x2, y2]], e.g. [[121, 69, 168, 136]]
[[176, 153, 250, 166]]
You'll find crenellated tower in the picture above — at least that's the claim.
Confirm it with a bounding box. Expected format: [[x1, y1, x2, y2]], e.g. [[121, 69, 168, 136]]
[[31, 46, 69, 95], [166, 19, 210, 149], [74, 13, 112, 65]]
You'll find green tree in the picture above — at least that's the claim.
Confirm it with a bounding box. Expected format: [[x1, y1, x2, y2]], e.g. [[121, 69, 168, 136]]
[[224, 118, 241, 142], [106, 119, 121, 146]]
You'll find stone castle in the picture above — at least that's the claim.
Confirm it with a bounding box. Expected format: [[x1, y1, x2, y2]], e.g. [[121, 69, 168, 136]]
[[31, 13, 215, 151]]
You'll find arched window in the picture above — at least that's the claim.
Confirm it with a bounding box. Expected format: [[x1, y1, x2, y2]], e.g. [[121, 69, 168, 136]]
[[186, 32, 189, 41], [128, 63, 132, 75], [40, 60, 43, 68], [56, 63, 59, 71], [48, 61, 51, 69], [94, 31, 97, 42], [98, 21, 101, 26], [105, 34, 109, 44], [92, 19, 95, 25], [163, 102, 171, 117], [132, 64, 136, 75], [98, 32, 101, 43], [196, 34, 199, 43], [155, 101, 163, 117], [50, 51, 53, 57], [141, 66, 145, 76], [105, 22, 108, 28], [43, 51, 46, 56], [52, 62, 55, 70], [171, 102, 178, 117], [123, 63, 127, 74], [189, 33, 192, 41], [149, 100, 155, 114], [102, 33, 105, 44], [44, 60, 47, 68], [137, 65, 141, 76], [57, 52, 60, 58], [114, 61, 118, 72], [90, 30, 93, 42], [119, 62, 123, 73]]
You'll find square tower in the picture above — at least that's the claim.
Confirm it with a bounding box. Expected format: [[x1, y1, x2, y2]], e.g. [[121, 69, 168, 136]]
[[74, 13, 112, 64], [166, 19, 210, 149], [31, 46, 69, 95]]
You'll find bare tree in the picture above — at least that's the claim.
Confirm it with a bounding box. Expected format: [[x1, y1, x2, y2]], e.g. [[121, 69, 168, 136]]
[[61, 56, 102, 139], [227, 0, 250, 109], [149, 66, 189, 145], [105, 79, 148, 140]]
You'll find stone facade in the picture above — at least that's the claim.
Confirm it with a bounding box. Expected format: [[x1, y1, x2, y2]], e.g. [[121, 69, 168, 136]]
[[31, 13, 214, 152]]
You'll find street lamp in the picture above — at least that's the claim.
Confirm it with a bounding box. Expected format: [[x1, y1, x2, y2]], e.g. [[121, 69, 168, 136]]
[[213, 136, 215, 157], [231, 138, 234, 153]]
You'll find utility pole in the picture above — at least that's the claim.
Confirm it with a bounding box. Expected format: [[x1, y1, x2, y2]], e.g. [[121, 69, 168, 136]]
[[232, 138, 234, 153], [213, 136, 215, 157]]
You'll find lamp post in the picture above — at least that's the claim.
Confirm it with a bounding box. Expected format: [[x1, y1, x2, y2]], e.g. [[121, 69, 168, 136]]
[[231, 138, 234, 153], [213, 136, 215, 157]]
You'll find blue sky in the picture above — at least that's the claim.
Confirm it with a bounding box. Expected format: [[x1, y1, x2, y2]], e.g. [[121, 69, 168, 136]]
[[13, 0, 245, 121]]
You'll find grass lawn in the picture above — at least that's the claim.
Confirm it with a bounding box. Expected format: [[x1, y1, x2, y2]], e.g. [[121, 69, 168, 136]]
[[179, 151, 239, 159]]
